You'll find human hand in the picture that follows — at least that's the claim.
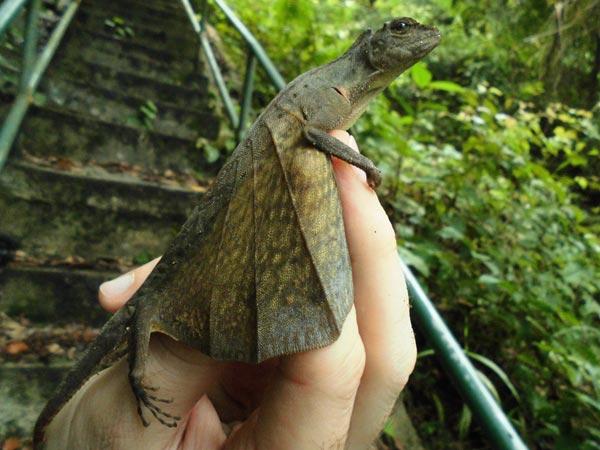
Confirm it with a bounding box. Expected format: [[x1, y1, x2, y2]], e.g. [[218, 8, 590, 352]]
[[44, 130, 416, 450]]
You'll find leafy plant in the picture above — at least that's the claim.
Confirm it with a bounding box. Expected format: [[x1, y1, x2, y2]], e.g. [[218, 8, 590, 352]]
[[138, 100, 158, 130], [104, 16, 134, 39]]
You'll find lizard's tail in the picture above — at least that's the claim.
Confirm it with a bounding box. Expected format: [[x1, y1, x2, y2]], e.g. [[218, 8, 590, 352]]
[[33, 304, 133, 449]]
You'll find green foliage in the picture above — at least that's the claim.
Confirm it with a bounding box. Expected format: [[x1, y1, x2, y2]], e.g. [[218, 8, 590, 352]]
[[207, 0, 600, 448], [363, 78, 600, 447], [104, 16, 135, 39], [138, 100, 157, 130]]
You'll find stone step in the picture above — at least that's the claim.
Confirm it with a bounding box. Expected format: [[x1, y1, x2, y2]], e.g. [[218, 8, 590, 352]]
[[58, 29, 198, 84], [0, 263, 112, 325], [14, 104, 220, 173], [76, 6, 197, 49], [41, 76, 215, 141], [0, 363, 72, 440], [47, 58, 211, 109], [0, 160, 204, 260], [80, 0, 187, 26], [69, 25, 197, 62]]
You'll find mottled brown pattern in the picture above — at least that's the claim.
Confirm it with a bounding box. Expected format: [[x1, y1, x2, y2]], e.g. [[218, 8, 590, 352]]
[[34, 18, 441, 444]]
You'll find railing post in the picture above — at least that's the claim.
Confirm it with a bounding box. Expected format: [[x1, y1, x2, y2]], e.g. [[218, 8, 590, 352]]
[[1, 0, 79, 172], [0, 0, 30, 38], [399, 258, 529, 450], [20, 0, 41, 94], [236, 49, 256, 143], [181, 0, 239, 129]]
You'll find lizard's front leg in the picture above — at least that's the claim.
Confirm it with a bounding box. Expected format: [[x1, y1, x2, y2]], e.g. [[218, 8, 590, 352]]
[[128, 308, 180, 428], [304, 126, 382, 188]]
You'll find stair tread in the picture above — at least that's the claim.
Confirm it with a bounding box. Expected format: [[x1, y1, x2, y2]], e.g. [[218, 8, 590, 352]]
[[45, 75, 209, 115], [0, 161, 200, 271], [40, 76, 213, 140], [50, 57, 209, 98], [70, 23, 197, 58], [68, 28, 196, 61], [77, 7, 197, 46], [2, 158, 207, 210], [80, 0, 187, 23], [27, 102, 203, 144], [14, 104, 221, 174]]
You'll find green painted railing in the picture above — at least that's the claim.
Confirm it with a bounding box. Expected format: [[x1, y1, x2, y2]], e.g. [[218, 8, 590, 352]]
[[0, 0, 80, 172], [183, 1, 529, 449]]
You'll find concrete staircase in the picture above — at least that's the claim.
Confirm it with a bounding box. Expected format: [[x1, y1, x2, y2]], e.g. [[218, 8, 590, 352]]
[[0, 0, 221, 439]]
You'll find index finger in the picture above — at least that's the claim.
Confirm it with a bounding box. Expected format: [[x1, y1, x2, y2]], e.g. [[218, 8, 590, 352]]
[[98, 257, 161, 312]]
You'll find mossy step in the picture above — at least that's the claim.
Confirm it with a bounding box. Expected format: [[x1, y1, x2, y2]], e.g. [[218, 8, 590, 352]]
[[75, 8, 192, 41], [81, 0, 186, 20], [80, 0, 188, 29], [41, 76, 215, 141], [77, 7, 197, 49], [69, 26, 197, 62], [0, 264, 113, 325], [0, 363, 71, 440], [47, 58, 211, 109], [53, 30, 195, 85], [0, 160, 202, 259], [15, 104, 220, 173], [58, 29, 197, 84], [73, 10, 199, 56]]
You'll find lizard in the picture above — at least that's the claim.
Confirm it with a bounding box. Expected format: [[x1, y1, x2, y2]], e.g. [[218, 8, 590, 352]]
[[33, 16, 440, 447]]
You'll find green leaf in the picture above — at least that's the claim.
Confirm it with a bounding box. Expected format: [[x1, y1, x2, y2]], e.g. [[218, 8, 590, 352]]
[[203, 144, 221, 163], [467, 351, 521, 401], [478, 274, 501, 285], [398, 246, 430, 277], [411, 62, 432, 88], [429, 80, 465, 93], [438, 226, 464, 241], [382, 419, 396, 438], [458, 405, 472, 439]]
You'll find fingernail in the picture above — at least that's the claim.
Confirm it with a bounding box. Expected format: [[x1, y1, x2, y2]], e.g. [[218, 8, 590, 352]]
[[349, 135, 359, 152], [100, 272, 134, 297]]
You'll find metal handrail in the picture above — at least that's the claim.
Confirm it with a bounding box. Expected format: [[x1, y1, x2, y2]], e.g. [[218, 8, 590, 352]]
[[0, 0, 80, 172], [181, 0, 285, 142], [181, 2, 529, 449]]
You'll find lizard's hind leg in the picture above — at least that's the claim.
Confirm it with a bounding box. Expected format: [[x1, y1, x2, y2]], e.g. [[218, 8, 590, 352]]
[[128, 310, 180, 428]]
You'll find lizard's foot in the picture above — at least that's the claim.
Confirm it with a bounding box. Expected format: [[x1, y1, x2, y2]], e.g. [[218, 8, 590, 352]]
[[129, 374, 180, 428], [366, 167, 382, 189]]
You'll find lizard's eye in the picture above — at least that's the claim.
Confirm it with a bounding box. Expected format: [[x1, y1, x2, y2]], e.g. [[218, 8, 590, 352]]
[[390, 21, 409, 32]]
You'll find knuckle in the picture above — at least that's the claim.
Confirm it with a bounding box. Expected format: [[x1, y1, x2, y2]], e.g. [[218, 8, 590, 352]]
[[342, 336, 367, 392], [383, 333, 417, 393]]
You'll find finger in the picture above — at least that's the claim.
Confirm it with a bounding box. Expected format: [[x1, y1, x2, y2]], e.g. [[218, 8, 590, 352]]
[[332, 131, 416, 449], [224, 307, 366, 450], [329, 129, 367, 183], [98, 257, 161, 312], [177, 396, 226, 450]]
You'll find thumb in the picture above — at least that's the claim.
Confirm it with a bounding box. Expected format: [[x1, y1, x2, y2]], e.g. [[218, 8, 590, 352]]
[[98, 257, 162, 312], [176, 396, 227, 450], [96, 259, 228, 447]]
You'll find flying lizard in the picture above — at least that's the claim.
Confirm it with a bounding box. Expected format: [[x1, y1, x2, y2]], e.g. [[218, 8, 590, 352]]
[[33, 17, 440, 447]]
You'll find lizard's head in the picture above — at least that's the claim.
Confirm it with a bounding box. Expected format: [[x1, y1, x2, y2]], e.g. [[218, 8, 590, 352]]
[[328, 17, 440, 128], [367, 18, 440, 77], [286, 18, 440, 130]]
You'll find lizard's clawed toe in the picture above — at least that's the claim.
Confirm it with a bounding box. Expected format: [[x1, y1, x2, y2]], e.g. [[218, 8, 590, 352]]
[[129, 374, 180, 428]]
